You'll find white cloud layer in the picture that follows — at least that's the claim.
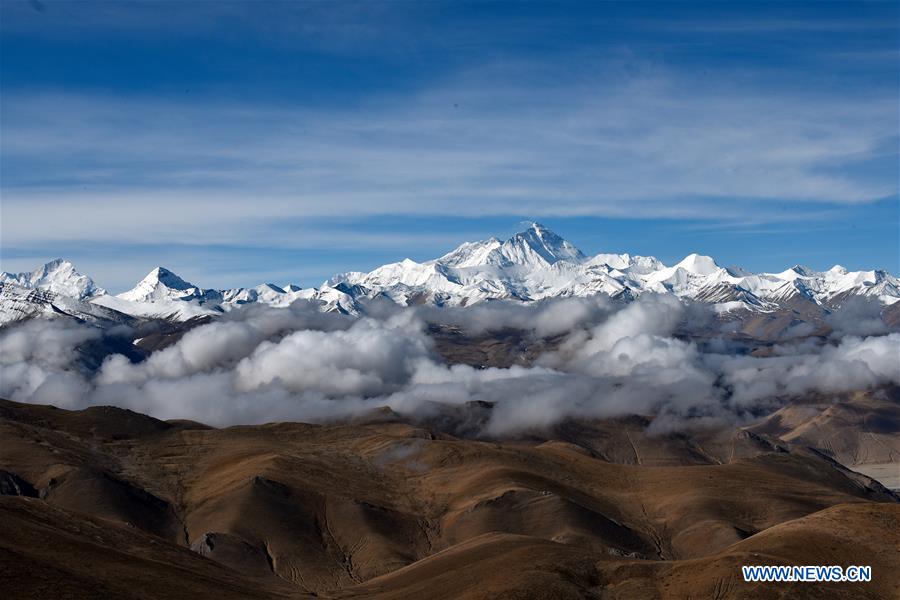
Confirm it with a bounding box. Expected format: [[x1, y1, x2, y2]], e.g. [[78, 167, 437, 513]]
[[1, 297, 897, 436]]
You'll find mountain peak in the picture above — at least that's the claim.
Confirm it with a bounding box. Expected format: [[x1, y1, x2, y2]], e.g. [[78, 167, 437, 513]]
[[501, 222, 586, 266], [41, 257, 71, 269], [3, 226, 898, 326], [515, 221, 555, 241], [675, 253, 720, 276], [118, 266, 203, 302], [0, 258, 105, 299], [145, 267, 195, 290], [30, 258, 74, 280], [523, 221, 548, 234], [792, 264, 817, 276]]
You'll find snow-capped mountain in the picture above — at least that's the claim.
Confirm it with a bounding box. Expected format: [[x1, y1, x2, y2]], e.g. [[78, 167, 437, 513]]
[[0, 259, 105, 299], [222, 283, 293, 306], [328, 223, 899, 310], [434, 223, 585, 270], [118, 267, 220, 303], [1, 223, 897, 326], [0, 282, 131, 325], [89, 267, 360, 321], [90, 266, 227, 321]]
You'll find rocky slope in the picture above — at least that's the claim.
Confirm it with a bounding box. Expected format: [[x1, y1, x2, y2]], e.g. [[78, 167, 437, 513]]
[[1, 397, 897, 599]]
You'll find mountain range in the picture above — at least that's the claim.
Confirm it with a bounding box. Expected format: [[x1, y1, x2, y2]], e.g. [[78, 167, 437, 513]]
[[1, 223, 897, 326]]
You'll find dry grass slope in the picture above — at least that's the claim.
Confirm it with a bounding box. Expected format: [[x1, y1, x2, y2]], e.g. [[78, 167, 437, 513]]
[[1, 397, 897, 599]]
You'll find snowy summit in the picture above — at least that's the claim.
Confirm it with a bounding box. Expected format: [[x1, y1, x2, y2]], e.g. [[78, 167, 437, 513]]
[[1, 223, 898, 325]]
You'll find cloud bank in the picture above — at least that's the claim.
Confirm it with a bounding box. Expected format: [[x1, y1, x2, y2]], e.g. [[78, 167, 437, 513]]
[[1, 296, 898, 436]]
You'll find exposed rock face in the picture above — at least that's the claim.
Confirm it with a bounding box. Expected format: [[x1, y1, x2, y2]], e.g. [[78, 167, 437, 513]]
[[0, 470, 37, 497]]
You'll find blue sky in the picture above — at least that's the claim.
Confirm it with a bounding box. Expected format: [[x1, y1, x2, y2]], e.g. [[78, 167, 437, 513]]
[[1, 0, 897, 291]]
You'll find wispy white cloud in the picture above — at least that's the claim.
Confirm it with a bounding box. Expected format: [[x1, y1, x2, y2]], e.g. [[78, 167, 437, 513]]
[[2, 63, 896, 250]]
